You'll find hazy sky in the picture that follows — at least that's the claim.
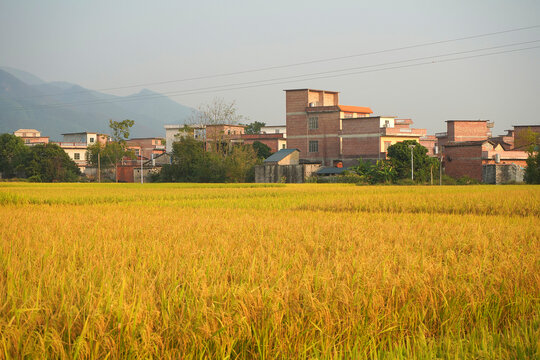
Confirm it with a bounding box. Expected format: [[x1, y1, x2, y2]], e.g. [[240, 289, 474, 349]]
[[1, 0, 539, 135]]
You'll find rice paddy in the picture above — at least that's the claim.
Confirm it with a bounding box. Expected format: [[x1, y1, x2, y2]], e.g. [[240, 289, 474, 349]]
[[0, 183, 538, 359]]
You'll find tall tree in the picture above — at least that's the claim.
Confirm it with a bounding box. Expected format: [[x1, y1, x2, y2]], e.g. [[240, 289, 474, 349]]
[[188, 98, 247, 125], [386, 140, 438, 183], [252, 141, 272, 159], [24, 143, 80, 182], [0, 133, 28, 178], [244, 121, 266, 135], [160, 136, 225, 182], [518, 129, 540, 184]]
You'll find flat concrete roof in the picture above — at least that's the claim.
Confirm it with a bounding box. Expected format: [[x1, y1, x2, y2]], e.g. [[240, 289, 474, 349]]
[[445, 120, 488, 122], [283, 88, 339, 94], [61, 132, 98, 135]]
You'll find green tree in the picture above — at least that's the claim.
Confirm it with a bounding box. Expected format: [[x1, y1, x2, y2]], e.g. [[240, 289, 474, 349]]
[[160, 136, 225, 182], [350, 158, 396, 184], [109, 119, 135, 143], [244, 121, 266, 135], [386, 140, 438, 183], [252, 141, 272, 159], [158, 137, 260, 183], [0, 133, 28, 178], [225, 145, 260, 182], [517, 128, 540, 184], [24, 143, 80, 182], [524, 151, 540, 184]]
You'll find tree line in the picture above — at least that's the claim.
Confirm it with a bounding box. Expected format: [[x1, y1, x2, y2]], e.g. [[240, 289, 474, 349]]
[[0, 133, 81, 181]]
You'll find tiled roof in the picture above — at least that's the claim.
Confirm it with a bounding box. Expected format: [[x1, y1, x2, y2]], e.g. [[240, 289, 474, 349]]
[[264, 149, 298, 163], [445, 140, 493, 147], [338, 105, 373, 114], [316, 167, 349, 175]]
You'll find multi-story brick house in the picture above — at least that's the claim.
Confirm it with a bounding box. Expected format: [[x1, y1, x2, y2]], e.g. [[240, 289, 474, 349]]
[[13, 129, 50, 145], [241, 133, 286, 153], [126, 137, 166, 160], [437, 120, 531, 181], [285, 88, 430, 166], [444, 140, 528, 181]]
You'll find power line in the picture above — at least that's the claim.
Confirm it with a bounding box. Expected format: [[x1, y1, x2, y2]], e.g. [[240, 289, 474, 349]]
[[10, 24, 540, 101], [5, 41, 539, 112]]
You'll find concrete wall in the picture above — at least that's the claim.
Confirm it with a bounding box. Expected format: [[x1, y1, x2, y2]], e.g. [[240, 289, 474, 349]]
[[134, 167, 162, 183], [482, 164, 525, 184], [255, 164, 320, 183]]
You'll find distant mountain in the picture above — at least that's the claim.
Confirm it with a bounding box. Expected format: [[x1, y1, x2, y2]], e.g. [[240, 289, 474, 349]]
[[0, 67, 195, 140], [0, 66, 46, 86]]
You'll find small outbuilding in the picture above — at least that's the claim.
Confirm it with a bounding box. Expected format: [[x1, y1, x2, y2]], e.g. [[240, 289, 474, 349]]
[[255, 149, 320, 183]]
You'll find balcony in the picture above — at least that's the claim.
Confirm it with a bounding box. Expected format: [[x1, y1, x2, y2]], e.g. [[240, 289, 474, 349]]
[[55, 142, 88, 148], [380, 127, 425, 137]]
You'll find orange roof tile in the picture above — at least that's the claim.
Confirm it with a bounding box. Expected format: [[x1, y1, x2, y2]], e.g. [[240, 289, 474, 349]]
[[338, 105, 373, 114]]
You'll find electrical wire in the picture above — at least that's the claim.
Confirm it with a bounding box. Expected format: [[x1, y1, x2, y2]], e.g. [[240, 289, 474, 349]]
[[5, 41, 539, 112], [9, 24, 540, 101]]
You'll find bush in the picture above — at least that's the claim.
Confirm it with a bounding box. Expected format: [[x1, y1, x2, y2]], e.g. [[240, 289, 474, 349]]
[[456, 176, 479, 185], [311, 174, 363, 184], [441, 175, 457, 185]]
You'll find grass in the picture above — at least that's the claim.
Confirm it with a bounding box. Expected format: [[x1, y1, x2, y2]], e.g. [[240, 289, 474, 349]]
[[0, 183, 538, 359]]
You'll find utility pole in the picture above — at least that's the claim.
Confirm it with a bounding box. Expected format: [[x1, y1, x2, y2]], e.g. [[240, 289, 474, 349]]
[[140, 151, 143, 184], [98, 152, 101, 183], [439, 155, 443, 186], [408, 144, 415, 181]]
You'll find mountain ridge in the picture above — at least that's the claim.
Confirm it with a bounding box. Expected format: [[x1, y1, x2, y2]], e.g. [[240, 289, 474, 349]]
[[0, 67, 195, 140]]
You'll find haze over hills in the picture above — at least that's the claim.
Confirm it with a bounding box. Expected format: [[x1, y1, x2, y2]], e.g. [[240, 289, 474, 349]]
[[0, 67, 195, 140]]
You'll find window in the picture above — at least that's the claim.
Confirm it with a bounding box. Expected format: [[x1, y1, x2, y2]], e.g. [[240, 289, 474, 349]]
[[384, 120, 390, 127], [89, 137, 95, 143], [282, 144, 286, 149], [74, 153, 80, 160], [275, 129, 280, 134], [308, 116, 318, 130], [309, 140, 318, 153]]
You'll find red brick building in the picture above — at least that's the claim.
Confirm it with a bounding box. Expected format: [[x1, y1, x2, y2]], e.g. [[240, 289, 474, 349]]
[[285, 89, 431, 166], [126, 137, 166, 161], [437, 120, 532, 181], [444, 140, 528, 181], [241, 133, 286, 153]]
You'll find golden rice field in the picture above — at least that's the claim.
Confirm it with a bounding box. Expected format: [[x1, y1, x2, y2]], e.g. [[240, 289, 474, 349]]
[[0, 183, 539, 359]]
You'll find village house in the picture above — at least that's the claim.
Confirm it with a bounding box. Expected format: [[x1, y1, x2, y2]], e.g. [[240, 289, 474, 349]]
[[255, 149, 320, 183], [285, 89, 432, 167], [241, 133, 286, 153], [13, 129, 50, 145], [126, 137, 166, 161], [436, 120, 531, 182], [54, 132, 109, 171]]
